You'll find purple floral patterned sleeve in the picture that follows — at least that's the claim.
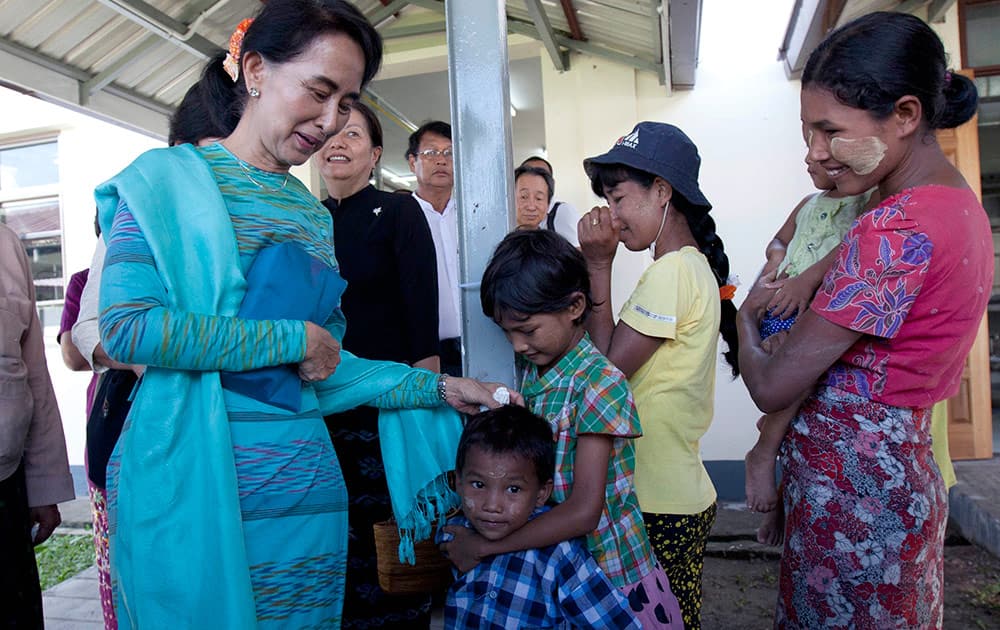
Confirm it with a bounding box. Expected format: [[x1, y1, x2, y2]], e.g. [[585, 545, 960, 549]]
[[811, 196, 932, 339]]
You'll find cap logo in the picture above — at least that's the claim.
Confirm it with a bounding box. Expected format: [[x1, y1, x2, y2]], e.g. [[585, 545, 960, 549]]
[[616, 129, 640, 150]]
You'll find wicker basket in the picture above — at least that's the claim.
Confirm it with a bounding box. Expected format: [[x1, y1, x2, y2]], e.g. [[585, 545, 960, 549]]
[[373, 519, 454, 594]]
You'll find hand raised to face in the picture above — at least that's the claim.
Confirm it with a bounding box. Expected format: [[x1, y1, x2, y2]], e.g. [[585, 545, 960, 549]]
[[577, 206, 620, 266]]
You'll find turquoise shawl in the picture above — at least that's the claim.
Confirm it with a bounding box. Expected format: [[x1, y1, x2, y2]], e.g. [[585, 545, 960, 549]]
[[96, 145, 460, 628]]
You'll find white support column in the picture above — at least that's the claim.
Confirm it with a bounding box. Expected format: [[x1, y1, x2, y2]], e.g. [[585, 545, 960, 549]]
[[445, 0, 516, 384]]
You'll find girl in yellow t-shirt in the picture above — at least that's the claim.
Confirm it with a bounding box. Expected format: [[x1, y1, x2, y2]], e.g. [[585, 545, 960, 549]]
[[578, 122, 739, 630]]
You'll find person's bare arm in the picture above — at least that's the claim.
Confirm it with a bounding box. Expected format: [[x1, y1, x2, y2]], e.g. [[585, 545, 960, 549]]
[[413, 356, 440, 372], [59, 335, 89, 371], [578, 206, 620, 354], [603, 322, 664, 379], [762, 194, 811, 278]]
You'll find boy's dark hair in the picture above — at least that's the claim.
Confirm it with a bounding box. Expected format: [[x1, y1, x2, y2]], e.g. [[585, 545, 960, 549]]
[[481, 230, 593, 325], [406, 120, 452, 158], [514, 165, 555, 203], [456, 406, 555, 484]]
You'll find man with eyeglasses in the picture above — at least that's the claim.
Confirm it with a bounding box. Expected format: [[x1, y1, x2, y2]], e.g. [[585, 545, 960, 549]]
[[406, 120, 462, 376]]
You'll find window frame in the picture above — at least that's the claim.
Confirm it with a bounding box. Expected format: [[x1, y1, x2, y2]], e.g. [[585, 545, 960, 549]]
[[960, 0, 1000, 77], [0, 135, 65, 306]]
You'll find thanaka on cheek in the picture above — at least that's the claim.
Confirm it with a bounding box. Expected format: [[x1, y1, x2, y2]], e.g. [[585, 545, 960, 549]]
[[830, 136, 887, 175]]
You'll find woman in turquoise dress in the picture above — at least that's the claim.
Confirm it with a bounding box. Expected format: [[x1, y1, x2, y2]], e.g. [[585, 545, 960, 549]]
[[94, 2, 513, 627]]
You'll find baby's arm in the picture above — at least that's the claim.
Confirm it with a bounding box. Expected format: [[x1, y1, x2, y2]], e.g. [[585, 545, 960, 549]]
[[764, 246, 839, 319], [762, 195, 811, 278]]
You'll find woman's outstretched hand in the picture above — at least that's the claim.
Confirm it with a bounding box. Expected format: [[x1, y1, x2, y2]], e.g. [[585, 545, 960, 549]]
[[442, 377, 524, 415], [578, 206, 620, 266], [300, 321, 341, 382]]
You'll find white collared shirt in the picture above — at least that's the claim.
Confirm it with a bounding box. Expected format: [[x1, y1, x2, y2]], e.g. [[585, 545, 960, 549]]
[[412, 192, 461, 340], [543, 198, 582, 247], [72, 239, 108, 373]]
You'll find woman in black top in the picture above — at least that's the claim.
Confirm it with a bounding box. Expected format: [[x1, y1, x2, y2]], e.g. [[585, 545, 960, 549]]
[[317, 101, 439, 629]]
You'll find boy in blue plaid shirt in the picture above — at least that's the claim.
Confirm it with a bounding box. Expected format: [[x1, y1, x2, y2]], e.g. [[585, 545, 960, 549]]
[[436, 406, 639, 629]]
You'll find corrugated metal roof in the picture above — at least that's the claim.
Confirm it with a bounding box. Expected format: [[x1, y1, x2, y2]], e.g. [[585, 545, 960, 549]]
[[0, 0, 676, 137], [506, 0, 661, 62]]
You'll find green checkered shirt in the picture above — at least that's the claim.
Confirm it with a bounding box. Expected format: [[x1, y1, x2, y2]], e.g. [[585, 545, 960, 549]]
[[521, 335, 657, 588]]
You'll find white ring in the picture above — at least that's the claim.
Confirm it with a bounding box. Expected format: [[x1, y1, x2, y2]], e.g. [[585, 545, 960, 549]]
[[492, 387, 511, 405]]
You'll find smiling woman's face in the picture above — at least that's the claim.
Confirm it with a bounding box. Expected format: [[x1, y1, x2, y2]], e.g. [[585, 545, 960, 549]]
[[242, 32, 365, 170], [800, 86, 899, 196], [317, 108, 380, 188]]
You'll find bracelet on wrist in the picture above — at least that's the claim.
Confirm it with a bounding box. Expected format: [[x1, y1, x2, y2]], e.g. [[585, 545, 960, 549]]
[[437, 374, 448, 402]]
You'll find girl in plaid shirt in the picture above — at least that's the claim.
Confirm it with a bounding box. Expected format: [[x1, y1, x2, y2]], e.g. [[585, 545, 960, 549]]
[[441, 230, 682, 628]]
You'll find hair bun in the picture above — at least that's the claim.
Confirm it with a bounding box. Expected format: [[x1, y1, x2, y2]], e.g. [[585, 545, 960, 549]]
[[935, 72, 978, 129]]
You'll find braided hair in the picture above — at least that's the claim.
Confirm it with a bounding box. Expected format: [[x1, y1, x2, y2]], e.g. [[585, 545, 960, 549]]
[[673, 195, 739, 377]]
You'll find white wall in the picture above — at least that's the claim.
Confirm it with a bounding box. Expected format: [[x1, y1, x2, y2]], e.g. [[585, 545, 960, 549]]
[[540, 0, 810, 461], [538, 1, 968, 462], [1, 86, 162, 469]]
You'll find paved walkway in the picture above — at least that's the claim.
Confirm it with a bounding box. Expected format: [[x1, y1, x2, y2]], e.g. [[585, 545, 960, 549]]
[[950, 456, 1000, 557], [41, 498, 102, 629], [43, 564, 103, 629]]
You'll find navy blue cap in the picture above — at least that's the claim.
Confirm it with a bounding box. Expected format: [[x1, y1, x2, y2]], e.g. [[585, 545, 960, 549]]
[[583, 122, 712, 212]]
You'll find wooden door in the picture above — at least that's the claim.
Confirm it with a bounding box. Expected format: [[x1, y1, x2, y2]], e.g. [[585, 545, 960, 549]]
[[938, 69, 994, 460]]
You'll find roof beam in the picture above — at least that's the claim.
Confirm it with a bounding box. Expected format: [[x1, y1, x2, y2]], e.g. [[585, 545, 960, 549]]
[[407, 0, 445, 12], [80, 35, 162, 104], [384, 0, 662, 78], [0, 36, 170, 138], [779, 0, 827, 79], [381, 22, 447, 39], [656, 0, 671, 91], [667, 0, 703, 89], [369, 0, 412, 27], [927, 0, 956, 22], [91, 0, 220, 60], [362, 88, 418, 133], [79, 0, 229, 105], [824, 0, 848, 31], [507, 19, 661, 75], [523, 0, 570, 71], [559, 0, 586, 41], [894, 0, 930, 15]]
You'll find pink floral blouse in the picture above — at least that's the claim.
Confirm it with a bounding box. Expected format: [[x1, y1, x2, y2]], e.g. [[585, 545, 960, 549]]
[[811, 185, 993, 408]]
